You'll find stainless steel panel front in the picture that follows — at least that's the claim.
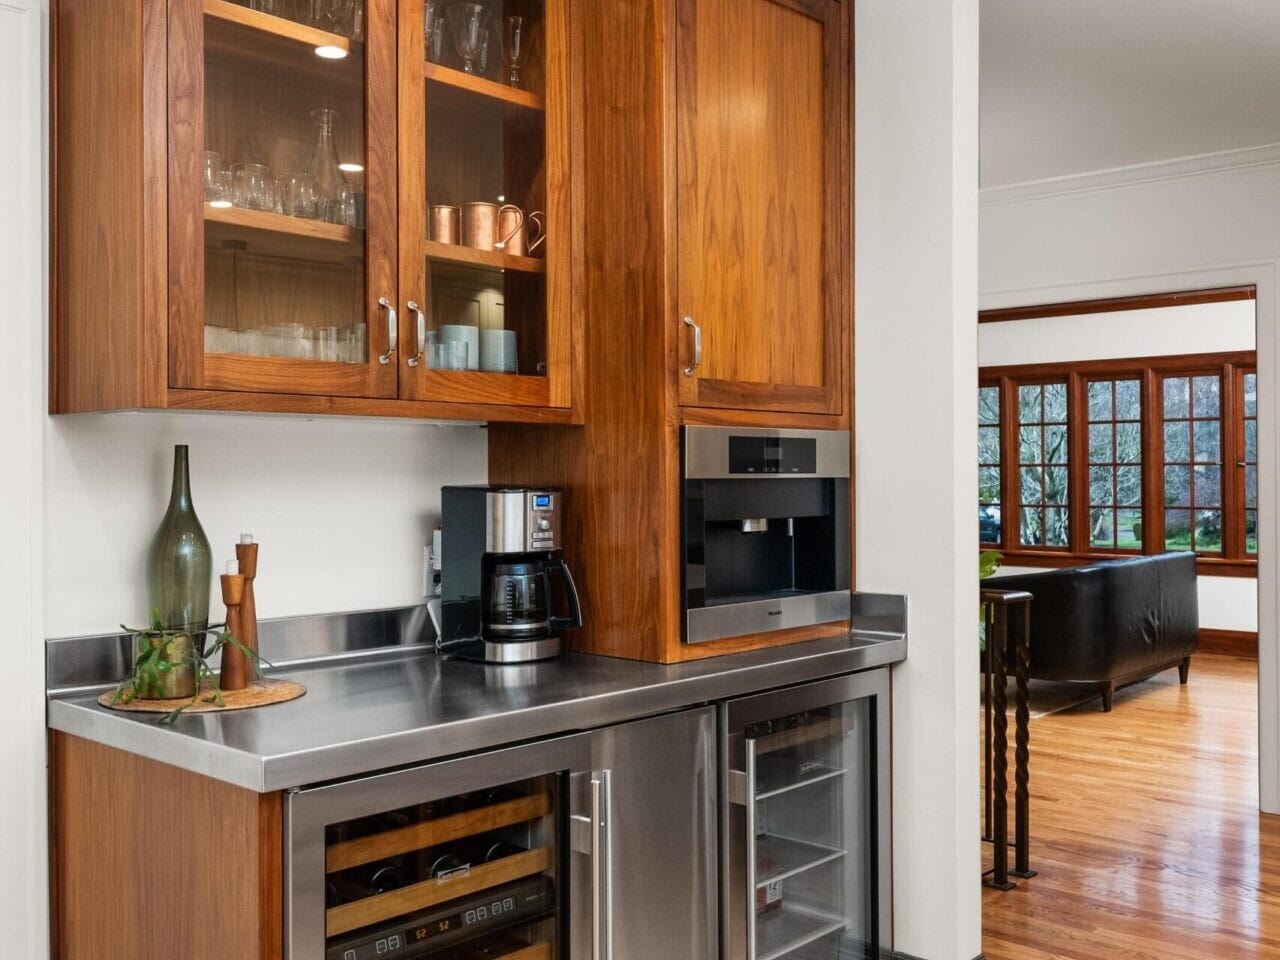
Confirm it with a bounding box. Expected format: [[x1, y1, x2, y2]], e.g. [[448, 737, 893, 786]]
[[284, 732, 593, 960], [684, 426, 851, 479], [486, 488, 563, 553], [687, 590, 851, 645], [591, 707, 718, 960], [722, 670, 893, 960]]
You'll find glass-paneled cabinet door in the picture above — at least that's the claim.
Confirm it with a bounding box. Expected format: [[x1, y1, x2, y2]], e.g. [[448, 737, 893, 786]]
[[169, 0, 399, 398], [397, 0, 573, 409]]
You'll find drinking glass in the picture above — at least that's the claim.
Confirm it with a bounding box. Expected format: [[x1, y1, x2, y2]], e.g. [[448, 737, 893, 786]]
[[330, 180, 358, 227], [248, 0, 276, 12], [203, 151, 233, 207], [447, 3, 490, 75], [277, 172, 321, 219], [311, 0, 354, 33], [502, 16, 532, 88], [318, 326, 341, 362], [232, 162, 275, 211], [424, 0, 444, 62]]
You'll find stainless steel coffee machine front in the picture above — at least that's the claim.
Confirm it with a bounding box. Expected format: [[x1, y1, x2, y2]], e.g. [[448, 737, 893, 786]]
[[681, 427, 851, 644], [429, 486, 583, 663]]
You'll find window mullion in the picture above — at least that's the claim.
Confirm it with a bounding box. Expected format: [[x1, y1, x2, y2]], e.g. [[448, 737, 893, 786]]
[[1142, 368, 1163, 555], [1222, 362, 1241, 559], [1067, 372, 1088, 553]]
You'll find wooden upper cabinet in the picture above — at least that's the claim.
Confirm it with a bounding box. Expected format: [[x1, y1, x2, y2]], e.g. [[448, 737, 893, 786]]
[[169, 0, 400, 400], [674, 0, 848, 417], [52, 0, 580, 422], [397, 0, 576, 409]]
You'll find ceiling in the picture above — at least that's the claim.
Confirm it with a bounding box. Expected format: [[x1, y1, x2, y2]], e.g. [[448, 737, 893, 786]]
[[981, 0, 1280, 187]]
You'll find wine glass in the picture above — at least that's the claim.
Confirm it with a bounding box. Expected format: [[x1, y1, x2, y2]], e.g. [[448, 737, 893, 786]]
[[311, 0, 354, 34], [502, 16, 532, 88], [447, 3, 490, 75]]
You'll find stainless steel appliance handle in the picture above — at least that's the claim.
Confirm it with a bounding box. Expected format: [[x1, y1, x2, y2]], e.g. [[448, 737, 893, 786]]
[[682, 316, 702, 377], [377, 297, 398, 365], [744, 742, 758, 960], [405, 301, 426, 367], [587, 772, 615, 960]]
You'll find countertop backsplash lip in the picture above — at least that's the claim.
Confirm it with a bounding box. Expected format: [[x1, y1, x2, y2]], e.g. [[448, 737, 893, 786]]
[[46, 593, 907, 794]]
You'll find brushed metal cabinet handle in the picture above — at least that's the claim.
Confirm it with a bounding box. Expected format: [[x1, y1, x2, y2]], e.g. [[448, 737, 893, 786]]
[[377, 297, 397, 365], [405, 301, 426, 368], [683, 316, 702, 377]]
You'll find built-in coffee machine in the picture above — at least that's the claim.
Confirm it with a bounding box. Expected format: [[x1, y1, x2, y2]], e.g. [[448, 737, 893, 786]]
[[682, 427, 851, 644], [429, 486, 582, 663]]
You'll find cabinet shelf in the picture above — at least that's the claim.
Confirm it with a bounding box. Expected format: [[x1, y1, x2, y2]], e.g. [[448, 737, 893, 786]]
[[756, 835, 844, 887], [204, 205, 363, 262], [424, 239, 546, 274], [757, 906, 846, 960], [204, 0, 359, 72], [425, 62, 545, 112]]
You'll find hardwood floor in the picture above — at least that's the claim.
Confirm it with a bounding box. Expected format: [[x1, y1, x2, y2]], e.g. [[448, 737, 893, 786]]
[[982, 653, 1280, 959]]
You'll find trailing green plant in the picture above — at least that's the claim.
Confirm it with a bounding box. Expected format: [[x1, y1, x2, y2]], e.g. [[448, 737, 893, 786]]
[[111, 608, 271, 725]]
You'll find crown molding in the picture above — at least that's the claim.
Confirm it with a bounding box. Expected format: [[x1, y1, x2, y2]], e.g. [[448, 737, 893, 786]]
[[980, 142, 1280, 207]]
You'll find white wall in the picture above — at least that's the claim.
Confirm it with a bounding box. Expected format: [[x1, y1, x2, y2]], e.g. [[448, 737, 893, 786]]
[[46, 415, 486, 637], [980, 147, 1280, 811], [980, 298, 1259, 633], [856, 0, 981, 957], [0, 1, 47, 957]]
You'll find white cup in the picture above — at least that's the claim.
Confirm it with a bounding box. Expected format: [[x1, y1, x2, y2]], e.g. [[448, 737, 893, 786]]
[[440, 324, 480, 371], [480, 329, 518, 373]]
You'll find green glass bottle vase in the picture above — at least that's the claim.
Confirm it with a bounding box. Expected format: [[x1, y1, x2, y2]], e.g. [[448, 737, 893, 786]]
[[146, 445, 213, 647]]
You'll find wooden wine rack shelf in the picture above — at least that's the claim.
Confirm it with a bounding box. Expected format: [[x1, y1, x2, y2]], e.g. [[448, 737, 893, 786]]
[[326, 792, 552, 873], [325, 846, 555, 938]]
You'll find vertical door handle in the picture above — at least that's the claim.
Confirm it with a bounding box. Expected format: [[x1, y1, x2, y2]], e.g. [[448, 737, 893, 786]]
[[590, 771, 615, 960], [743, 743, 759, 960], [377, 297, 397, 365], [405, 301, 426, 368], [683, 316, 702, 377]]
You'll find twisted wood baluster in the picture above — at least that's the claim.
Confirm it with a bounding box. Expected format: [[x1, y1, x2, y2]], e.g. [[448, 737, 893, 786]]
[[985, 601, 1015, 890], [1012, 598, 1037, 879]]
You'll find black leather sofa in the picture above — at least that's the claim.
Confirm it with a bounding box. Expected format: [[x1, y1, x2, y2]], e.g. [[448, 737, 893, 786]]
[[989, 552, 1199, 711]]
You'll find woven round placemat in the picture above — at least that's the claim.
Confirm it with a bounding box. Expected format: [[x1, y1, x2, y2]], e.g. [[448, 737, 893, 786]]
[[98, 678, 306, 714]]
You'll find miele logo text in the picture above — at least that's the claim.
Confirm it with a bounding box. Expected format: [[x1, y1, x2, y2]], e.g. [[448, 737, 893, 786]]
[[768, 609, 782, 617]]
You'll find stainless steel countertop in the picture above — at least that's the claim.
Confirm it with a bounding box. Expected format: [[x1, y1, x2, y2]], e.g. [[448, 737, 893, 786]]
[[47, 631, 905, 793]]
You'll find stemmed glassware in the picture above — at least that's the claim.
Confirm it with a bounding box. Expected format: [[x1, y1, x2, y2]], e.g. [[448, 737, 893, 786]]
[[447, 3, 490, 75], [311, 0, 354, 34], [502, 16, 532, 88]]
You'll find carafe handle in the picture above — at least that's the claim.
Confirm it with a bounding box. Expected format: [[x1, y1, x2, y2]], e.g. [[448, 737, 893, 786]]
[[548, 556, 583, 631]]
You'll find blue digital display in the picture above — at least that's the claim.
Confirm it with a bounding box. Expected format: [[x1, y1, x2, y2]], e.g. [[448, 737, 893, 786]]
[[534, 495, 551, 508]]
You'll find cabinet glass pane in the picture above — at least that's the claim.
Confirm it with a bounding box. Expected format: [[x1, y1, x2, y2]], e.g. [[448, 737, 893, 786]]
[[422, 0, 549, 377], [202, 1, 369, 364], [749, 700, 876, 960], [323, 774, 560, 960]]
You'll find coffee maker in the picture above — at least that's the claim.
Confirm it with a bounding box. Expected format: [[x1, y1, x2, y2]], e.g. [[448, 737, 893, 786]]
[[428, 486, 582, 663]]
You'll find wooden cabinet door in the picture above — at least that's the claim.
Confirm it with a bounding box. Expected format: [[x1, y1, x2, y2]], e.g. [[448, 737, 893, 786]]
[[167, 0, 400, 399], [675, 0, 847, 416], [396, 0, 575, 409]]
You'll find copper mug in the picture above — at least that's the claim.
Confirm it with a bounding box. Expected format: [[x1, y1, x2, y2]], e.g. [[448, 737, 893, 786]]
[[498, 208, 546, 257], [462, 202, 524, 252], [430, 204, 460, 244]]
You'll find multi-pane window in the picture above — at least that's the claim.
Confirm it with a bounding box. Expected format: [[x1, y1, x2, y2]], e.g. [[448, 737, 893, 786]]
[[977, 351, 1257, 573], [979, 385, 1002, 545], [1162, 375, 1223, 554], [1018, 382, 1069, 547], [1087, 378, 1142, 550], [1244, 370, 1258, 555]]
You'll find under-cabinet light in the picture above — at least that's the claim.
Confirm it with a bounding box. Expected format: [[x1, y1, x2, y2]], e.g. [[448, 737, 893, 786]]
[[315, 44, 348, 60], [207, 200, 233, 209], [339, 162, 364, 173]]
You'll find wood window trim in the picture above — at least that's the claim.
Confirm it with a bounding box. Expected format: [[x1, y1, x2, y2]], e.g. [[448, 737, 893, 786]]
[[978, 286, 1256, 325], [980, 351, 1259, 579]]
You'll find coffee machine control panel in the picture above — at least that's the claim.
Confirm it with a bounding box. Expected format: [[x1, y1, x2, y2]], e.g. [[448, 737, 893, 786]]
[[527, 490, 561, 551]]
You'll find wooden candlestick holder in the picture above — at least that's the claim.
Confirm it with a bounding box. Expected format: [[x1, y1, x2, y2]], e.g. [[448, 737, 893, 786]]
[[235, 540, 260, 661], [219, 572, 248, 693]]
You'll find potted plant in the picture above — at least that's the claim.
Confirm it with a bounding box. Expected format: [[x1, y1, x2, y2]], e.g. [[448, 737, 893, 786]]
[[979, 550, 1003, 651], [110, 610, 266, 724]]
